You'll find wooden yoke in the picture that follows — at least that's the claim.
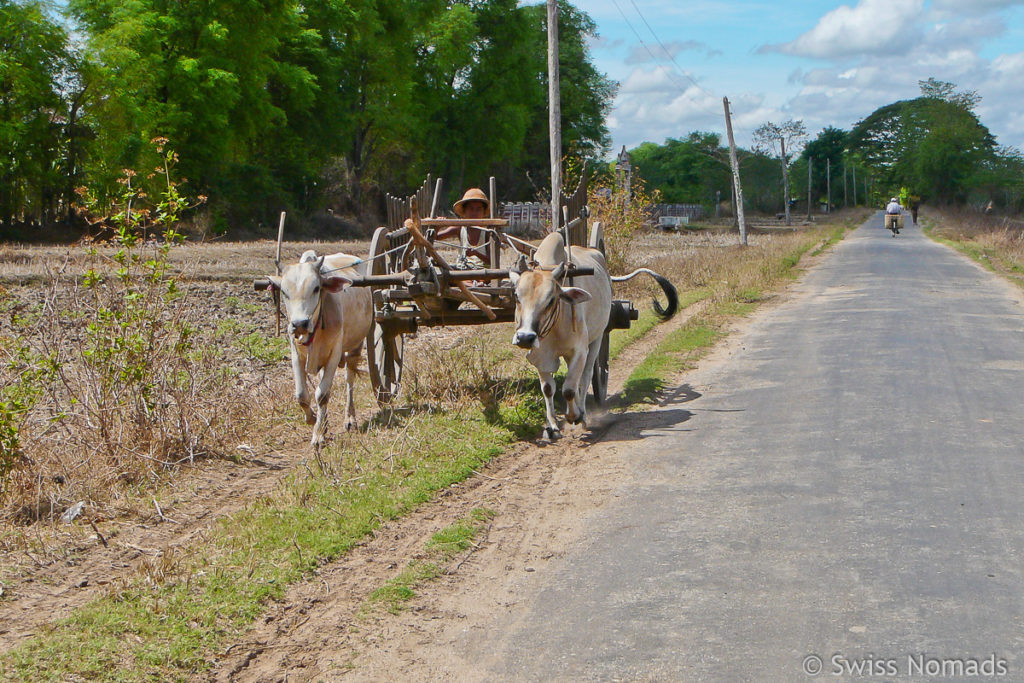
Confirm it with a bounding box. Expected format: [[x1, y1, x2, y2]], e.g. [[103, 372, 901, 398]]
[[407, 197, 497, 321]]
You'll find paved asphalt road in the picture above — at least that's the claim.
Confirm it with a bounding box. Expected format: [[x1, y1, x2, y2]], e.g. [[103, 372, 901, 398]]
[[488, 215, 1024, 681]]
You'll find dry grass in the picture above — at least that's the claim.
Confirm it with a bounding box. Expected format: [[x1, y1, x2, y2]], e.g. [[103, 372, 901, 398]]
[[0, 249, 283, 527], [926, 207, 1024, 280]]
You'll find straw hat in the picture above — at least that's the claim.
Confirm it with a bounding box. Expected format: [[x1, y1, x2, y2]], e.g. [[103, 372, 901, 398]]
[[453, 188, 489, 217]]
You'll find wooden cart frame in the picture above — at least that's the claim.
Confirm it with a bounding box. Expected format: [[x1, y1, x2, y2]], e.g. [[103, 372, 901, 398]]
[[258, 170, 638, 407]]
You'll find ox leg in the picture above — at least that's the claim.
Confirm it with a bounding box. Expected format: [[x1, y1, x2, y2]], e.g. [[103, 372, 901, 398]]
[[292, 347, 315, 425], [579, 335, 603, 419], [562, 345, 589, 426], [312, 353, 342, 451], [528, 349, 561, 440], [538, 369, 562, 440], [343, 352, 360, 431]]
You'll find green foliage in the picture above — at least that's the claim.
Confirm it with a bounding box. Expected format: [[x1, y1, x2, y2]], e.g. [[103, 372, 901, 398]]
[[42, 0, 616, 231], [0, 0, 83, 233], [847, 80, 997, 204], [0, 342, 54, 497], [630, 132, 731, 206]]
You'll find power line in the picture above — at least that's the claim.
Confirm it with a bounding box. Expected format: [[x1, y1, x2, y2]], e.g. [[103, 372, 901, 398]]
[[627, 0, 716, 100], [607, 0, 700, 101]]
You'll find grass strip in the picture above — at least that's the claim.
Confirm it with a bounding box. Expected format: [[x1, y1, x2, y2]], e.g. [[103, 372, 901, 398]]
[[2, 404, 539, 681], [366, 508, 494, 615], [608, 287, 711, 360]]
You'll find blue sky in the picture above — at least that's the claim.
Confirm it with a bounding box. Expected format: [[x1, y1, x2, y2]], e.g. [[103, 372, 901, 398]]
[[573, 0, 1024, 152]]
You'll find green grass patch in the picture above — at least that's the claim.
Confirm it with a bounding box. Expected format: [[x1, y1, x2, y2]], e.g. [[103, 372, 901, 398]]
[[810, 223, 850, 256], [367, 508, 494, 615], [618, 322, 721, 408], [923, 220, 998, 272], [2, 400, 534, 681], [608, 287, 711, 360]]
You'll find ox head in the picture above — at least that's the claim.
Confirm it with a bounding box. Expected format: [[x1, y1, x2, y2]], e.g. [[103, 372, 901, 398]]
[[267, 251, 351, 346], [508, 254, 591, 349]]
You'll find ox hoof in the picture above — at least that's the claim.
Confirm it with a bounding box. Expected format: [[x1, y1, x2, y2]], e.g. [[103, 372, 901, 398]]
[[542, 427, 562, 442], [345, 419, 356, 432]]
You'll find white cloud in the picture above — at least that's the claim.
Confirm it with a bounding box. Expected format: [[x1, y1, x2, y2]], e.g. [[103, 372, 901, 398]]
[[763, 0, 925, 60], [932, 0, 1024, 13]]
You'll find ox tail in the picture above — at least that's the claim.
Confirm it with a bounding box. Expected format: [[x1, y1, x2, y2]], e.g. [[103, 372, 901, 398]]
[[611, 268, 679, 320]]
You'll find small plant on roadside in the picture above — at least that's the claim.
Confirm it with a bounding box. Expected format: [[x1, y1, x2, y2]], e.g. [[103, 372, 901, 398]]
[[0, 138, 266, 521], [589, 172, 661, 272]]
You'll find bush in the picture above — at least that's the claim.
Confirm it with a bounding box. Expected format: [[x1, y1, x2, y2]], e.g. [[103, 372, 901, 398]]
[[0, 140, 266, 521]]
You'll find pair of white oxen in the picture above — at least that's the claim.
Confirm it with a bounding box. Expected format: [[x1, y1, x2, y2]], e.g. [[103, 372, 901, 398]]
[[266, 233, 677, 450]]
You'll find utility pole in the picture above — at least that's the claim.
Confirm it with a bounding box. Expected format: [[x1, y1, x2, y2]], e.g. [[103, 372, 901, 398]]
[[722, 97, 747, 245], [826, 158, 831, 214], [807, 156, 813, 221], [781, 137, 791, 226], [843, 163, 847, 207], [547, 0, 561, 233], [852, 164, 857, 206]]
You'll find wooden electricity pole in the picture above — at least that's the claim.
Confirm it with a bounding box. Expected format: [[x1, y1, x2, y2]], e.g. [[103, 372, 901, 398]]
[[547, 0, 561, 233], [826, 158, 831, 214], [807, 156, 813, 221], [852, 164, 857, 206], [843, 162, 848, 207], [781, 137, 791, 226], [723, 97, 747, 245]]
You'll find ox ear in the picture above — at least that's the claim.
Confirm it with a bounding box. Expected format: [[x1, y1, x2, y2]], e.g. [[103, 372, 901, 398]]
[[560, 286, 591, 304], [322, 275, 351, 293]]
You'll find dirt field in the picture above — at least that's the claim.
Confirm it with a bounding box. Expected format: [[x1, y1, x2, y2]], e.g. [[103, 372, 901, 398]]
[[0, 219, 853, 679]]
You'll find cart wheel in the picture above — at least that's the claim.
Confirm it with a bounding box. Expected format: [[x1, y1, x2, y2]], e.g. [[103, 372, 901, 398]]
[[366, 226, 404, 405], [368, 226, 389, 277], [589, 220, 605, 253], [592, 331, 609, 405], [368, 322, 403, 405]]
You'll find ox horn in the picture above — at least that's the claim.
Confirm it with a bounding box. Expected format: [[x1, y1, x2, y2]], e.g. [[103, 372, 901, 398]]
[[316, 254, 326, 273], [511, 253, 529, 275], [551, 261, 566, 281]]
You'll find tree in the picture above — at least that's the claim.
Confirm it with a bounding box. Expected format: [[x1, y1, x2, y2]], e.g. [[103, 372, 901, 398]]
[[629, 132, 730, 207], [0, 0, 79, 232], [802, 126, 847, 209], [68, 0, 323, 220], [753, 119, 807, 225], [846, 80, 996, 204]]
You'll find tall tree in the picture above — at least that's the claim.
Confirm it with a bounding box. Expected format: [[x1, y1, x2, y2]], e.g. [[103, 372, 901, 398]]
[[753, 119, 807, 225], [67, 0, 322, 218], [847, 80, 995, 203]]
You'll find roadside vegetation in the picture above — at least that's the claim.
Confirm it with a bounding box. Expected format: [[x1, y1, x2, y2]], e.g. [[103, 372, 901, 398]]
[[922, 208, 1024, 289], [0, 207, 864, 681]]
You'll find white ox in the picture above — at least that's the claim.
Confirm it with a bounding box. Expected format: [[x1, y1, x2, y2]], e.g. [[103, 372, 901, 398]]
[[267, 251, 373, 450], [510, 233, 677, 439]]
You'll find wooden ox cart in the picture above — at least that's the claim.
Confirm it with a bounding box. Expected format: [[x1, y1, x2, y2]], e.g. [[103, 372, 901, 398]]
[[257, 171, 640, 406]]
